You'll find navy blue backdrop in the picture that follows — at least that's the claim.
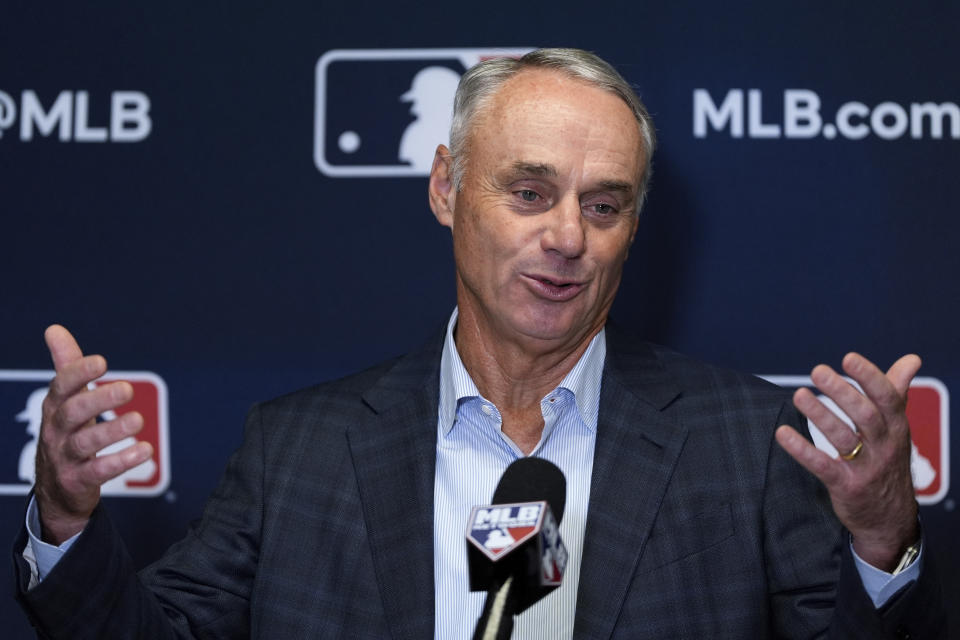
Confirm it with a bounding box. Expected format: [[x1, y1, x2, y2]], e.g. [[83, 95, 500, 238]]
[[2, 2, 957, 634]]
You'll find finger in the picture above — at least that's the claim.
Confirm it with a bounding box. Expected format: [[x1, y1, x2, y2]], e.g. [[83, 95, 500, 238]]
[[842, 352, 917, 416], [811, 363, 886, 441], [82, 441, 154, 486], [792, 387, 862, 455], [46, 355, 108, 405], [65, 412, 143, 460], [775, 425, 845, 487], [44, 325, 84, 371], [54, 381, 133, 433], [886, 354, 922, 397]]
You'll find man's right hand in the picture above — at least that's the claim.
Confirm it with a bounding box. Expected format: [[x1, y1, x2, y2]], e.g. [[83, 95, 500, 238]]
[[34, 325, 153, 545]]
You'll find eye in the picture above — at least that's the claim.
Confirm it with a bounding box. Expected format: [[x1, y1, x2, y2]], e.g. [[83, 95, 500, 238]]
[[588, 202, 618, 215], [517, 189, 540, 202]]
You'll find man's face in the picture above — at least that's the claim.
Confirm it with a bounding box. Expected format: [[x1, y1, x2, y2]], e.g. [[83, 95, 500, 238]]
[[431, 69, 645, 352]]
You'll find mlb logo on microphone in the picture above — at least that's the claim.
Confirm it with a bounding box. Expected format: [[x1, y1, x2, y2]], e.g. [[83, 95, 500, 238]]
[[0, 370, 170, 497], [467, 502, 545, 560], [762, 375, 949, 505], [314, 47, 533, 178]]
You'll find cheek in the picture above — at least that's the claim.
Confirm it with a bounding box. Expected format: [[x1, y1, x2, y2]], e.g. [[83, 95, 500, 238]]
[[456, 209, 524, 260], [451, 213, 501, 283], [592, 238, 633, 283]]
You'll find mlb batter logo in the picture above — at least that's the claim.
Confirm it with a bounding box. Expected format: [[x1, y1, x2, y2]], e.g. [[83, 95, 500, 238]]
[[0, 370, 170, 496], [467, 502, 545, 560], [763, 375, 949, 505], [538, 505, 566, 586], [314, 47, 533, 178]]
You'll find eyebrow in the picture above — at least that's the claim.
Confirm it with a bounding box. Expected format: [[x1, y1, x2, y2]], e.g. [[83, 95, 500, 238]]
[[499, 161, 637, 196], [507, 161, 559, 179], [594, 180, 636, 196]]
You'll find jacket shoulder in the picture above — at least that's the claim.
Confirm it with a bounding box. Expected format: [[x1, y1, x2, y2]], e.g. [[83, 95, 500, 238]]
[[605, 322, 794, 410], [251, 326, 445, 424]]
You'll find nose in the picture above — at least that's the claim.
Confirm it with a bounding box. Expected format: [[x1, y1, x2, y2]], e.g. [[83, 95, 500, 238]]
[[540, 196, 585, 259]]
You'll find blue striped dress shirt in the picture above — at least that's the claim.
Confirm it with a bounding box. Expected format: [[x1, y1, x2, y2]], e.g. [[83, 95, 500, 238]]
[[434, 309, 605, 639]]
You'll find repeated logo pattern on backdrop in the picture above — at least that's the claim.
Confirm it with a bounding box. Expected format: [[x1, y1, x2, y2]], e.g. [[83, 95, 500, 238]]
[[693, 89, 960, 140], [314, 48, 533, 177], [0, 370, 170, 496], [0, 91, 152, 142]]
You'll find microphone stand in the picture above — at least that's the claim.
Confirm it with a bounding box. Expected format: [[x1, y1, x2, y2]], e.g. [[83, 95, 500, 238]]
[[473, 575, 517, 640]]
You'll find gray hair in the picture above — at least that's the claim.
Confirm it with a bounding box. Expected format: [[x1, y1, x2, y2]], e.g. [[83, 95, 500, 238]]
[[448, 48, 657, 213]]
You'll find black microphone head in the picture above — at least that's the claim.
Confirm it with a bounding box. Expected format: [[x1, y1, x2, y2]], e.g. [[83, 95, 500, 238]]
[[467, 457, 570, 615], [492, 457, 566, 524]]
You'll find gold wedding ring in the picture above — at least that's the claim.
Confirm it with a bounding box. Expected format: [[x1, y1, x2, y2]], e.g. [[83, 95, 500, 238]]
[[840, 440, 864, 461]]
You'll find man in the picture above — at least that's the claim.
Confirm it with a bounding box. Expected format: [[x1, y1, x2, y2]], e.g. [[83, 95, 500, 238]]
[[14, 49, 944, 638]]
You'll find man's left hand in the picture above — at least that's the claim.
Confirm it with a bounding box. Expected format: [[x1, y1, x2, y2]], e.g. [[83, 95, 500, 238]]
[[775, 352, 921, 572]]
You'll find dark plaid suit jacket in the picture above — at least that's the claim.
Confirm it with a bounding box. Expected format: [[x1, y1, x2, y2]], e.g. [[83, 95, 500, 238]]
[[14, 325, 945, 638]]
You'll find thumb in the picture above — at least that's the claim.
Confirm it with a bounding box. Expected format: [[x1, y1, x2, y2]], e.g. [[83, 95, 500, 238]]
[[887, 354, 922, 397], [44, 325, 84, 371]]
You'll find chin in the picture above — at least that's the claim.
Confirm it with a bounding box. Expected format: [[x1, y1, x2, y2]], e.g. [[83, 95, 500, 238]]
[[511, 309, 591, 343]]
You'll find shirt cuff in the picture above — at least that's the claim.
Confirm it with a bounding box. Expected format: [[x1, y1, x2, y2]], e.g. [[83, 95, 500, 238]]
[[850, 539, 922, 608], [23, 495, 82, 587]]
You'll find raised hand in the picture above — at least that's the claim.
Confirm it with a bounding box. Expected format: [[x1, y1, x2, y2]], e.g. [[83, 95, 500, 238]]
[[34, 325, 153, 544], [775, 352, 921, 572]]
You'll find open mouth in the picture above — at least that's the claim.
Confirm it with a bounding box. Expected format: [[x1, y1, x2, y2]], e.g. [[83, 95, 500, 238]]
[[524, 274, 585, 301]]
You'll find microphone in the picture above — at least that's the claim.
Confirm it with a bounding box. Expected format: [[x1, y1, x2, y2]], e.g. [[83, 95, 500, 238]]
[[466, 458, 568, 640]]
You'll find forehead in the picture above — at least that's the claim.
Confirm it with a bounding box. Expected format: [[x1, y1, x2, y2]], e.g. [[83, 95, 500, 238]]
[[470, 69, 645, 184]]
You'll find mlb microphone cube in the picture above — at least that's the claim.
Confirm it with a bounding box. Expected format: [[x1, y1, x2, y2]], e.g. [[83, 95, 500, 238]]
[[466, 500, 568, 613]]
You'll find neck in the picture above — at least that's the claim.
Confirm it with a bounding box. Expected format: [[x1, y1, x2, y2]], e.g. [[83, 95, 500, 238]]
[[453, 305, 601, 454]]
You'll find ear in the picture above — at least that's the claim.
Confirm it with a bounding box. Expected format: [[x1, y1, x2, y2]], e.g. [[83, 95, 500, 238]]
[[428, 145, 456, 229]]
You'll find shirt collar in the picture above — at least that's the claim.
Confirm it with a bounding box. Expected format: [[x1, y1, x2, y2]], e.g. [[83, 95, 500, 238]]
[[438, 308, 605, 435]]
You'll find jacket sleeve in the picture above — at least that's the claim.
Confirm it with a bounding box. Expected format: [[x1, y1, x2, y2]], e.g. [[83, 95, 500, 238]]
[[12, 404, 268, 640], [828, 528, 947, 638], [763, 401, 947, 639]]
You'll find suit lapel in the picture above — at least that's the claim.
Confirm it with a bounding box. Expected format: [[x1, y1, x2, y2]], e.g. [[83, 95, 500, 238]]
[[345, 325, 688, 639], [347, 334, 442, 640], [574, 327, 688, 639]]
